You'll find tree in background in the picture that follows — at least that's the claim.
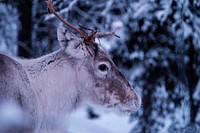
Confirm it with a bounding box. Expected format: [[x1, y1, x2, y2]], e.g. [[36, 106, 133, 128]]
[[0, 0, 199, 132], [17, 0, 32, 58], [0, 0, 56, 57], [0, 1, 18, 55], [111, 0, 200, 132]]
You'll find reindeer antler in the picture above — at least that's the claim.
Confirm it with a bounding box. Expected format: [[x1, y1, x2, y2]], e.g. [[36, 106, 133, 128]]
[[46, 0, 119, 45], [46, 0, 86, 38]]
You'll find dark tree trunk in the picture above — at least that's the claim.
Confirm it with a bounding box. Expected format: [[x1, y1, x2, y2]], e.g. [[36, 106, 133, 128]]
[[140, 66, 161, 133], [141, 87, 153, 133], [17, 0, 32, 58], [187, 44, 199, 123]]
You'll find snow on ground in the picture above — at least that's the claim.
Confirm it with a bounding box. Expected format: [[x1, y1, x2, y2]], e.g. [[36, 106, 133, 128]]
[[0, 100, 24, 130], [68, 106, 136, 133]]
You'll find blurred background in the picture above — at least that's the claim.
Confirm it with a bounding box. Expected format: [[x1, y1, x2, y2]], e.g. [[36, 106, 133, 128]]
[[0, 0, 200, 132]]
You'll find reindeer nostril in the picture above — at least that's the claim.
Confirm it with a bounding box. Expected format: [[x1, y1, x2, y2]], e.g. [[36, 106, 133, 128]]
[[96, 83, 100, 87]]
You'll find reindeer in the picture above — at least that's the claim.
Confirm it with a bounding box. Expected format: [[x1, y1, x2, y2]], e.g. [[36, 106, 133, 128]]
[[0, 0, 141, 132]]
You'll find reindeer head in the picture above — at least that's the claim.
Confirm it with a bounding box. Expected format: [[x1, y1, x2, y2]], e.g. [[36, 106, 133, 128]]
[[47, 0, 141, 114]]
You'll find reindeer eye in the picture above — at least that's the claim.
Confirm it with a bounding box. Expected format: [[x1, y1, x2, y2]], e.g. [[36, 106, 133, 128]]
[[98, 64, 109, 71]]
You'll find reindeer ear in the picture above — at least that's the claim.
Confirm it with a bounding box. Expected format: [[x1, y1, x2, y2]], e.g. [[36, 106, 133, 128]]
[[57, 27, 88, 58], [57, 27, 79, 48]]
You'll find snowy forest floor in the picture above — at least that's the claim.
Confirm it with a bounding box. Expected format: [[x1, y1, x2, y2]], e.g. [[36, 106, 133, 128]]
[[68, 106, 136, 133]]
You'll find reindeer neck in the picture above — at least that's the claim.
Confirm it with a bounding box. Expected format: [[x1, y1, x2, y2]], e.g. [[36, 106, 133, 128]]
[[16, 49, 80, 113], [18, 50, 66, 76]]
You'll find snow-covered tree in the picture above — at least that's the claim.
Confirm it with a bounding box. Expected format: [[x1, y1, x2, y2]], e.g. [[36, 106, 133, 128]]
[[0, 2, 18, 55], [110, 0, 200, 132]]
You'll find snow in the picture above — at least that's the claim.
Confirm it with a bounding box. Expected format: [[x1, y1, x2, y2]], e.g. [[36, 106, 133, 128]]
[[159, 116, 172, 133], [0, 3, 17, 56], [182, 22, 193, 39], [129, 51, 144, 60], [129, 66, 144, 83], [0, 101, 137, 132], [68, 106, 136, 133], [155, 0, 172, 23], [0, 101, 23, 130], [193, 80, 200, 101], [0, 40, 8, 54]]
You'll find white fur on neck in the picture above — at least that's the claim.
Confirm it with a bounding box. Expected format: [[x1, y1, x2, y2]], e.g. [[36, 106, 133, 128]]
[[14, 50, 81, 130]]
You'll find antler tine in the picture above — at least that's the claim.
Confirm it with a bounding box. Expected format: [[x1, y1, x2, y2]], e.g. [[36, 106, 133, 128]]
[[95, 32, 120, 38], [46, 0, 86, 38], [78, 25, 94, 32], [46, 0, 120, 45]]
